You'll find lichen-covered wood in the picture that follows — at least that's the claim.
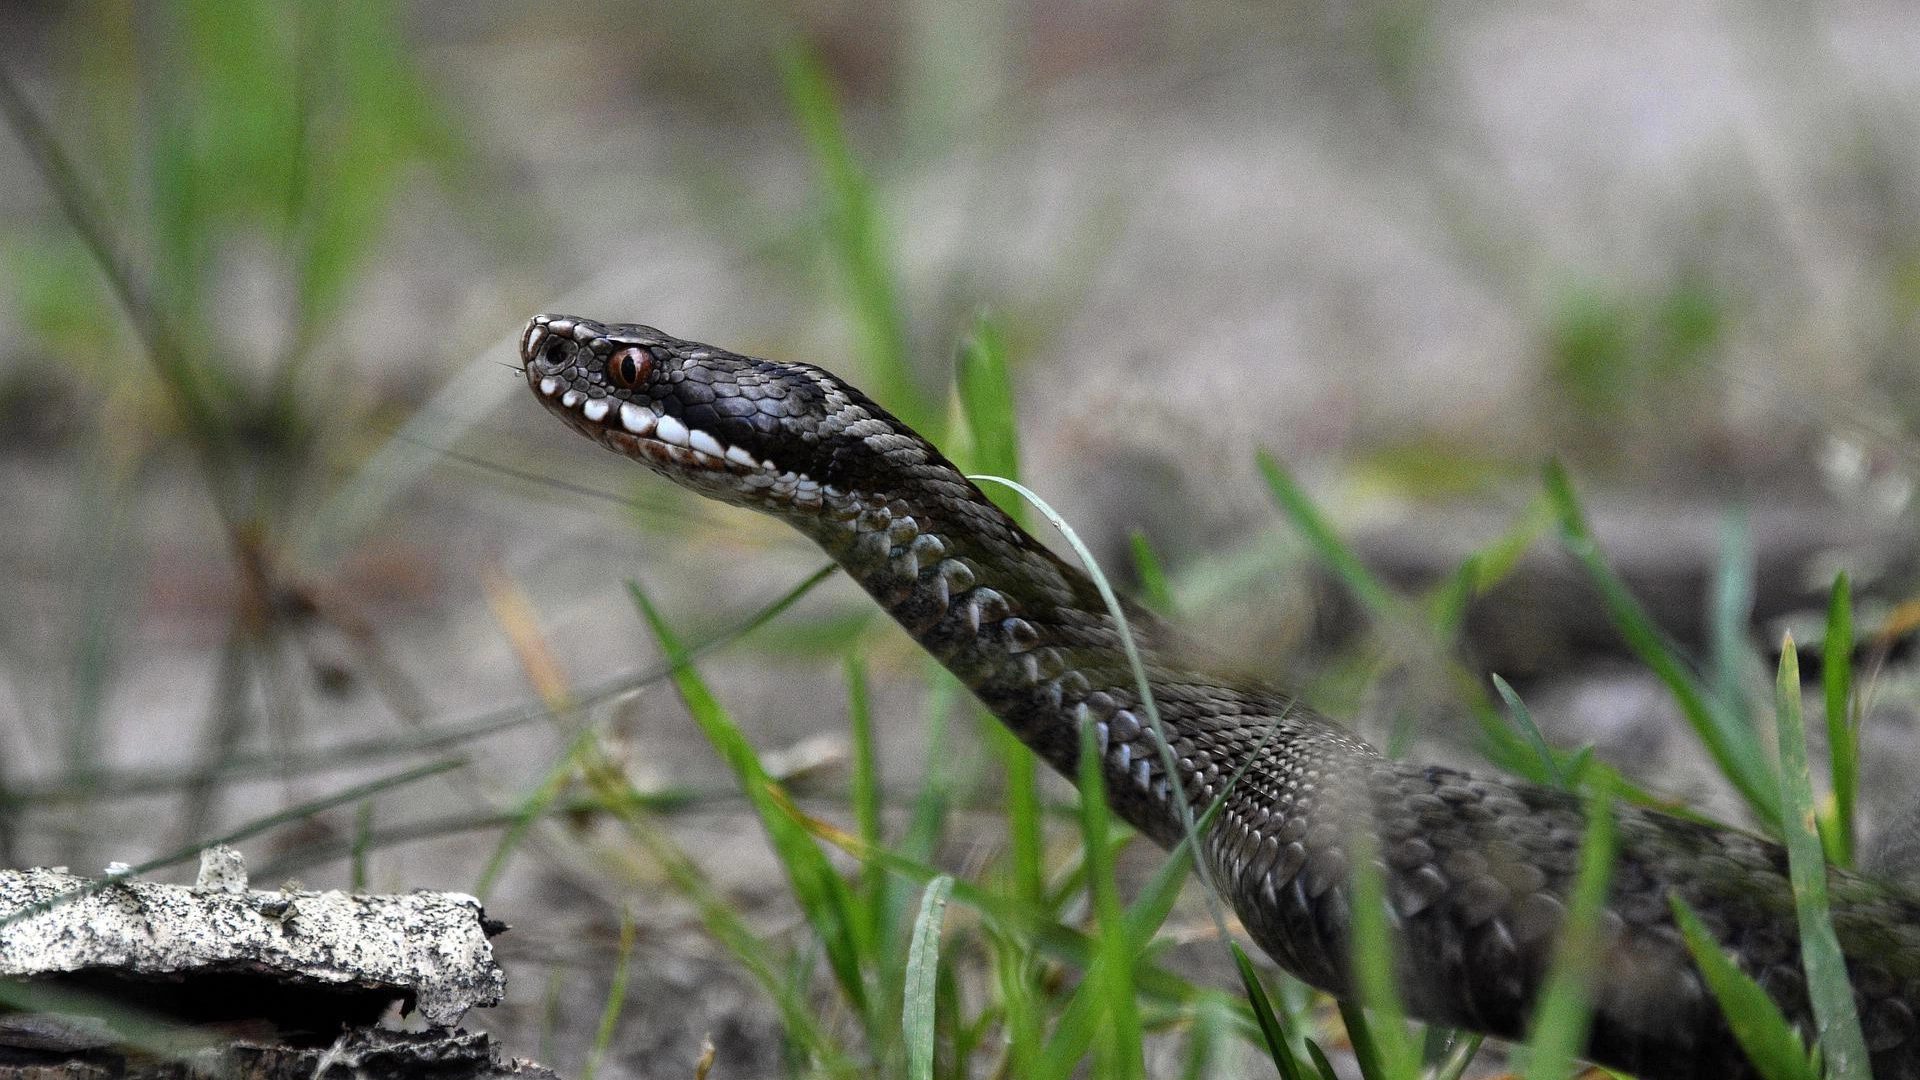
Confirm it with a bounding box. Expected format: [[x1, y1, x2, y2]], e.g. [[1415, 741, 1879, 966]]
[[0, 850, 533, 1080], [0, 852, 503, 1026]]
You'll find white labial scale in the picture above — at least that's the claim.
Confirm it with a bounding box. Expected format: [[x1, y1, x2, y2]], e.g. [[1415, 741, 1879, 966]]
[[620, 403, 655, 434], [654, 414, 690, 447]]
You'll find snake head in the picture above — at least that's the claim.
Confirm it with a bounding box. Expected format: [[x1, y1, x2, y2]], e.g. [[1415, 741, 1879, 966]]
[[521, 313, 924, 512]]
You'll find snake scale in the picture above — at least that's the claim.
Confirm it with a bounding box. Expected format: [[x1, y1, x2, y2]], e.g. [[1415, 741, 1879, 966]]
[[521, 313, 1920, 1079]]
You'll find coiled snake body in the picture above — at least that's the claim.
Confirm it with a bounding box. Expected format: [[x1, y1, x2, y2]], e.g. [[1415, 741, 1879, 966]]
[[522, 313, 1920, 1079]]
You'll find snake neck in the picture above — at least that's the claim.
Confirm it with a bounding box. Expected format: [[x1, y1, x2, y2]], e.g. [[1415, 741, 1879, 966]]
[[788, 459, 1352, 849]]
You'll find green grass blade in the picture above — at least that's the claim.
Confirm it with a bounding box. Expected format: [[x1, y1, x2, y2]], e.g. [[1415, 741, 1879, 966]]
[[843, 655, 896, 965], [1428, 559, 1479, 642], [1077, 718, 1143, 1080], [0, 65, 230, 456], [1230, 943, 1310, 1080], [1121, 806, 1220, 947], [580, 910, 637, 1080], [1039, 726, 1148, 1080], [844, 655, 884, 854], [1429, 1032, 1487, 1080], [1336, 1000, 1390, 1080], [143, 757, 460, 878], [1130, 529, 1175, 614], [1822, 573, 1857, 867], [778, 48, 924, 433], [905, 875, 955, 1080], [1347, 832, 1418, 1079], [1522, 778, 1617, 1080], [1039, 808, 1228, 1074], [1669, 894, 1817, 1080], [1491, 674, 1569, 790], [988, 925, 1047, 1076], [953, 328, 1045, 904], [987, 717, 1044, 903], [475, 719, 599, 899], [902, 665, 960, 863], [1544, 462, 1780, 828], [1178, 994, 1241, 1080], [1465, 493, 1555, 595], [956, 314, 1023, 521], [629, 580, 873, 1021], [607, 796, 852, 1072], [1773, 635, 1870, 1079], [1428, 494, 1551, 639], [934, 956, 967, 1080], [1303, 1039, 1344, 1080], [1708, 510, 1756, 723], [1256, 451, 1397, 618]]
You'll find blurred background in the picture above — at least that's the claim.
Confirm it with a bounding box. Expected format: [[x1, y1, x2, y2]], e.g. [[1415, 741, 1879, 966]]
[[1, 1, 1917, 1076]]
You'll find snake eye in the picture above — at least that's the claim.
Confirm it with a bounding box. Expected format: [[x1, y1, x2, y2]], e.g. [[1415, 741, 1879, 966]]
[[606, 346, 653, 390]]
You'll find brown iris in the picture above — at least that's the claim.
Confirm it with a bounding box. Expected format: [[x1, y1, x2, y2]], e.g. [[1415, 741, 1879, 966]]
[[606, 346, 653, 389]]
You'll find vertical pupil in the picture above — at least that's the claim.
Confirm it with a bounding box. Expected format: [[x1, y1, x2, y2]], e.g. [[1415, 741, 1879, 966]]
[[609, 348, 649, 388]]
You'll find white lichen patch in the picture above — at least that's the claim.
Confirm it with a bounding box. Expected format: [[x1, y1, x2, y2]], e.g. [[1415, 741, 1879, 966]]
[[0, 863, 505, 1027]]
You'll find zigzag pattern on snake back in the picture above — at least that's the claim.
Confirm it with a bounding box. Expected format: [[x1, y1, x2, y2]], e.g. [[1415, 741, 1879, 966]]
[[519, 312, 1920, 1079]]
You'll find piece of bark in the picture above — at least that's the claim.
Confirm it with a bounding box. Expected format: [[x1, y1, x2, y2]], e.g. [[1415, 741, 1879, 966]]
[[0, 850, 540, 1080], [0, 852, 502, 1028]]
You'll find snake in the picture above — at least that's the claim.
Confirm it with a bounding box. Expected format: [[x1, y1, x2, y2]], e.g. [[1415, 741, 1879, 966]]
[[520, 312, 1920, 1079]]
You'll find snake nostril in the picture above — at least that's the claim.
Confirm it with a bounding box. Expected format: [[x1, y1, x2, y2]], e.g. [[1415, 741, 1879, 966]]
[[536, 338, 572, 374]]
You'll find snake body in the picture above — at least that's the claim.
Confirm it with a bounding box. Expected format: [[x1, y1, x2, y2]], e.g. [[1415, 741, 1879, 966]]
[[521, 313, 1920, 1079]]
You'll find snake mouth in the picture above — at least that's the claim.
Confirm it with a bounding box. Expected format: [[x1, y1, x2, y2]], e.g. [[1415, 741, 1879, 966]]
[[533, 367, 769, 473], [522, 314, 832, 505]]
